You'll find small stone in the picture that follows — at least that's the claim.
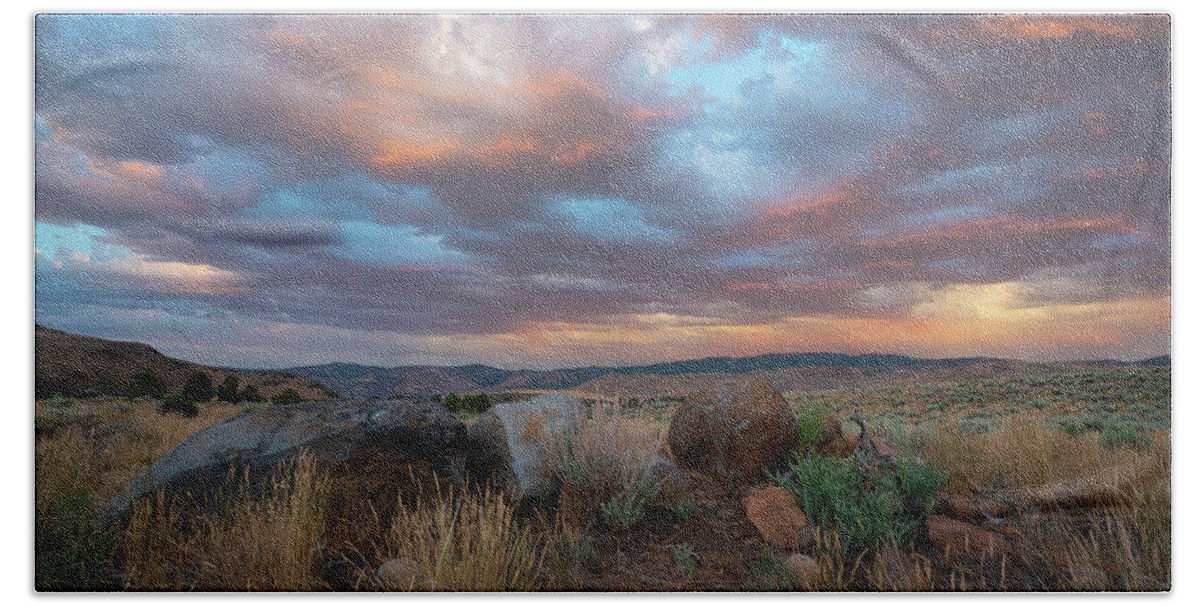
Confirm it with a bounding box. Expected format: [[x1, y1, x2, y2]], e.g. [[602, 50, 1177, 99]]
[[786, 553, 819, 587], [377, 557, 420, 589], [743, 485, 813, 551], [926, 515, 1013, 557]]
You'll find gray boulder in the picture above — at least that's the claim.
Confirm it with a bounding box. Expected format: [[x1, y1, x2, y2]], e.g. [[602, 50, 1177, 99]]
[[465, 392, 585, 499], [98, 398, 467, 523]]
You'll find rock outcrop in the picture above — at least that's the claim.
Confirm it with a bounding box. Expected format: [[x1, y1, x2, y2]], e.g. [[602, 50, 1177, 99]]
[[98, 398, 467, 523], [464, 392, 585, 499], [666, 380, 796, 483]]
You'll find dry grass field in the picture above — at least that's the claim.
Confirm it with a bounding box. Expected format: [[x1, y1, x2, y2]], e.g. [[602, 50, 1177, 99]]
[[34, 367, 1169, 591]]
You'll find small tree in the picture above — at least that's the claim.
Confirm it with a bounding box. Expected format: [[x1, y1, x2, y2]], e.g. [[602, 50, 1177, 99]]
[[216, 375, 240, 403], [159, 392, 198, 417], [94, 376, 121, 398], [462, 393, 492, 415], [127, 369, 167, 399], [238, 384, 265, 403], [272, 388, 304, 406], [182, 372, 215, 403], [442, 392, 462, 412]]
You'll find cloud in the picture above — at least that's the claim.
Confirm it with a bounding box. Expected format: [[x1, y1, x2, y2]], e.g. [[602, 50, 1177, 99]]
[[33, 14, 1171, 367]]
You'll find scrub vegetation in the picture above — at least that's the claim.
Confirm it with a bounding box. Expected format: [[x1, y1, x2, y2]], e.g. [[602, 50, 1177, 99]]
[[35, 367, 1169, 591]]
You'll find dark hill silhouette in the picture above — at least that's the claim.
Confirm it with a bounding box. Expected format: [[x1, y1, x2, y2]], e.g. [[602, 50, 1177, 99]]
[[281, 353, 1015, 398], [283, 350, 1169, 398], [35, 325, 338, 400]]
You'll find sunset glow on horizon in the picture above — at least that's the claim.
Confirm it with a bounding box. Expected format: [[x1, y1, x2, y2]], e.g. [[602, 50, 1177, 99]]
[[34, 14, 1171, 370]]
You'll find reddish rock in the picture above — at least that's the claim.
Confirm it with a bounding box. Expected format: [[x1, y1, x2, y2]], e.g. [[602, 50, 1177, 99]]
[[742, 485, 813, 551], [926, 515, 1013, 557], [872, 436, 900, 460], [936, 492, 1010, 523], [667, 380, 797, 483]]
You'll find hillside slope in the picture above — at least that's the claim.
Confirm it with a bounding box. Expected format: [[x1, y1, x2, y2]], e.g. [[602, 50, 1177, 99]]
[[35, 325, 338, 400], [282, 351, 1169, 398]]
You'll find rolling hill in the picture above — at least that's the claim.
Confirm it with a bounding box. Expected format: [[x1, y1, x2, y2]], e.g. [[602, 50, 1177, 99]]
[[34, 325, 338, 401], [277, 352, 1168, 399]]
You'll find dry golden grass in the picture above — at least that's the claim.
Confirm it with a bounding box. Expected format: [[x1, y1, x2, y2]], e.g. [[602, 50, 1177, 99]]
[[36, 367, 1171, 592], [539, 405, 662, 529], [35, 425, 96, 515], [380, 481, 546, 591], [921, 414, 1169, 506], [122, 492, 193, 590], [36, 398, 246, 505], [197, 453, 330, 591], [916, 413, 1170, 591], [122, 452, 330, 591]]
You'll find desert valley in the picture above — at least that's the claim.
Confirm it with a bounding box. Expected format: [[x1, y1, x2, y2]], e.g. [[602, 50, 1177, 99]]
[[35, 325, 1170, 591]]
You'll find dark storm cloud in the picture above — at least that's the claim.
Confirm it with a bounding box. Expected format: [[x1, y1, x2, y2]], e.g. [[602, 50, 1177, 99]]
[[34, 13, 1171, 366]]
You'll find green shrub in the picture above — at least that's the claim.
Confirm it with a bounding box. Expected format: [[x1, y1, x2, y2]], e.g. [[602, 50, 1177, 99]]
[[957, 415, 995, 435], [742, 545, 795, 591], [462, 394, 491, 415], [793, 401, 828, 449], [271, 388, 304, 406], [216, 375, 240, 403], [772, 453, 947, 558], [44, 395, 73, 410], [127, 369, 167, 399], [666, 497, 695, 522], [159, 393, 198, 417], [1099, 424, 1153, 451], [181, 372, 215, 403], [598, 476, 659, 530], [93, 376, 121, 398], [895, 456, 950, 511], [238, 384, 265, 403], [444, 393, 491, 418], [673, 543, 697, 576]]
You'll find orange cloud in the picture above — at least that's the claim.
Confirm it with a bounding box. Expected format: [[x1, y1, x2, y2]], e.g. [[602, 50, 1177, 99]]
[[551, 141, 603, 165], [371, 139, 460, 167], [859, 214, 1138, 248], [416, 287, 1169, 366], [111, 258, 246, 294], [1081, 157, 1150, 179], [627, 108, 673, 121], [117, 161, 165, 180], [728, 279, 857, 292], [974, 15, 1146, 41]]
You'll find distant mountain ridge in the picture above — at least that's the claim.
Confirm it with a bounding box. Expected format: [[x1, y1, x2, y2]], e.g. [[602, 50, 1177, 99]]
[[35, 324, 1168, 401], [279, 352, 1170, 398]]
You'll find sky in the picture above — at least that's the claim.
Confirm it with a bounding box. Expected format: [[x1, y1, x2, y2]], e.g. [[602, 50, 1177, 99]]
[[32, 13, 1171, 370]]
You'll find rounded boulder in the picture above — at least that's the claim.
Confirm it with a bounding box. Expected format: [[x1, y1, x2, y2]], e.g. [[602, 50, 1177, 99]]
[[666, 379, 796, 483]]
